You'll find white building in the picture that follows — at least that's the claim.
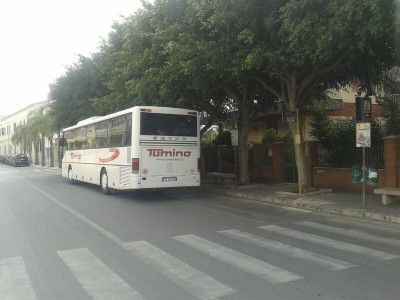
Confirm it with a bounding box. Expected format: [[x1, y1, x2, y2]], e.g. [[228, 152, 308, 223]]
[[0, 101, 47, 162]]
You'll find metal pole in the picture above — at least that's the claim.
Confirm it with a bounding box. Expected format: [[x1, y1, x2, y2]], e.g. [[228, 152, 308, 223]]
[[296, 109, 302, 195], [234, 146, 238, 185], [362, 146, 366, 210]]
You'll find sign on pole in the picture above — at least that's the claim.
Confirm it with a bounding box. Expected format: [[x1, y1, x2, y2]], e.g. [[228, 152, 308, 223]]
[[282, 111, 296, 123], [230, 129, 238, 147], [356, 123, 371, 148], [356, 122, 370, 210]]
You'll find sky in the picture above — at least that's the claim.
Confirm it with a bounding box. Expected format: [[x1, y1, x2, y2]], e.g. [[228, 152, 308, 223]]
[[0, 0, 146, 117]]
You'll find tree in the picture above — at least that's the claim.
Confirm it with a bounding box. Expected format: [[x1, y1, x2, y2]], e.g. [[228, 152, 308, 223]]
[[49, 55, 109, 130], [26, 107, 56, 166], [11, 124, 29, 154], [242, 0, 397, 188], [138, 0, 275, 184], [93, 3, 232, 135]]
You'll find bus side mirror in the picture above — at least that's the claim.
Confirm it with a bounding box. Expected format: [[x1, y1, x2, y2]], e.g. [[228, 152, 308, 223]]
[[59, 138, 65, 147]]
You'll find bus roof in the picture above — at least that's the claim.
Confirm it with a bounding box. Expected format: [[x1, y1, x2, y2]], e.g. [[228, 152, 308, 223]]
[[62, 106, 198, 132]]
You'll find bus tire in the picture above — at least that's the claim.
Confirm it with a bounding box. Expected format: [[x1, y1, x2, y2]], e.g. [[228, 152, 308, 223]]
[[68, 166, 75, 184], [100, 169, 111, 195]]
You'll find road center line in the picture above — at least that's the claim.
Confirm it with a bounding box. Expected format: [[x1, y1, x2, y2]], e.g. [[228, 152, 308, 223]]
[[21, 178, 124, 245]]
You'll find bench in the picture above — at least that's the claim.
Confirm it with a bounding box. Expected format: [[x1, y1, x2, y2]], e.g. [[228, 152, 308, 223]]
[[207, 172, 236, 185], [374, 187, 400, 205]]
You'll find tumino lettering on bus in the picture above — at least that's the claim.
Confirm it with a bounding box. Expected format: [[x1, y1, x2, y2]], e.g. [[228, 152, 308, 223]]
[[147, 149, 191, 157], [70, 152, 82, 160]]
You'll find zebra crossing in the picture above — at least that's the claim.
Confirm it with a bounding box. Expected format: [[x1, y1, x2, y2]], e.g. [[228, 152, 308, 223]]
[[2, 218, 399, 299]]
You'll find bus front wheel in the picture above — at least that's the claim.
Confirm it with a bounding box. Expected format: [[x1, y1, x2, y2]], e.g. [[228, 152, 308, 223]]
[[68, 166, 75, 184], [100, 169, 111, 195]]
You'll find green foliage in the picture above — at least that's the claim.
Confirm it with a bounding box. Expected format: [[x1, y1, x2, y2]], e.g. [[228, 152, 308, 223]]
[[49, 55, 109, 129], [381, 97, 400, 135], [377, 67, 400, 135], [45, 0, 397, 183], [311, 114, 385, 167], [212, 130, 232, 147], [261, 129, 285, 147], [201, 127, 218, 146]]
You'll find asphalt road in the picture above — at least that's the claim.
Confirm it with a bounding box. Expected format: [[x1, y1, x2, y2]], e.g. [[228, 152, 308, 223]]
[[1, 164, 400, 300]]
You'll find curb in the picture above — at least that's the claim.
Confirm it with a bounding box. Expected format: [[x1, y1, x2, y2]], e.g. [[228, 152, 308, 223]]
[[31, 165, 62, 172], [202, 185, 400, 225]]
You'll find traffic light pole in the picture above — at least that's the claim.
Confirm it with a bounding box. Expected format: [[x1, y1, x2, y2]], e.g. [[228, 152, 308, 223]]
[[355, 92, 371, 212], [362, 147, 366, 211]]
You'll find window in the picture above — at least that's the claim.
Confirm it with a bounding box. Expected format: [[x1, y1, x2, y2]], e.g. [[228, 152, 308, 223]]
[[140, 113, 197, 137], [95, 121, 109, 148], [75, 127, 87, 149], [110, 114, 132, 147], [63, 114, 132, 150]]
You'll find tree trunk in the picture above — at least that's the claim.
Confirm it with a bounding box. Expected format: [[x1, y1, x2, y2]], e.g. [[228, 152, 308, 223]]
[[28, 138, 32, 164], [237, 106, 251, 185], [49, 136, 54, 168], [287, 93, 310, 190], [34, 143, 39, 165], [224, 85, 253, 186], [41, 134, 46, 166], [58, 146, 62, 169]]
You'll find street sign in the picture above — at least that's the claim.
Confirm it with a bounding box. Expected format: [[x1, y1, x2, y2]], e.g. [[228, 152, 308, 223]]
[[356, 123, 371, 148], [230, 129, 238, 147], [282, 111, 296, 122]]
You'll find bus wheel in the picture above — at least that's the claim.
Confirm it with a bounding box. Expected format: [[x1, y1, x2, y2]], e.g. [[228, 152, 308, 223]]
[[68, 166, 75, 184], [100, 169, 111, 195]]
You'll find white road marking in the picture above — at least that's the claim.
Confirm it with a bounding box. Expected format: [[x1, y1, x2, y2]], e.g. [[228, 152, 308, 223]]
[[58, 248, 145, 300], [299, 221, 400, 247], [124, 241, 235, 300], [219, 229, 354, 271], [0, 256, 37, 300], [21, 179, 124, 245], [329, 218, 400, 235], [261, 225, 398, 261], [173, 234, 302, 284]]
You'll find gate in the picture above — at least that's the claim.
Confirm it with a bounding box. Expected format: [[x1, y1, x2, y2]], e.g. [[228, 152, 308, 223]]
[[202, 146, 218, 173]]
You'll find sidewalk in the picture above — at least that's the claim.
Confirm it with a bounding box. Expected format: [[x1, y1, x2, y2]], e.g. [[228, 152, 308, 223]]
[[31, 164, 62, 172], [200, 181, 400, 225]]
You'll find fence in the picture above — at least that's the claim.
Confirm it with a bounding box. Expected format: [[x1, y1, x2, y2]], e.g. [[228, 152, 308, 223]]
[[317, 143, 384, 169]]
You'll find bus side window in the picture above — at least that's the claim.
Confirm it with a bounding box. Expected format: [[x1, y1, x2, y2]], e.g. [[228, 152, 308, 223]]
[[95, 121, 109, 148]]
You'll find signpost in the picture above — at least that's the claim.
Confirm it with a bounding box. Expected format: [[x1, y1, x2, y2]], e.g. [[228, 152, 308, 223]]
[[355, 91, 373, 211], [356, 122, 371, 210], [230, 129, 238, 185]]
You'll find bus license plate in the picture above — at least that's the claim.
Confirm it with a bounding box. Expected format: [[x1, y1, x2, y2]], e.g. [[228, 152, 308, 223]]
[[162, 177, 177, 182]]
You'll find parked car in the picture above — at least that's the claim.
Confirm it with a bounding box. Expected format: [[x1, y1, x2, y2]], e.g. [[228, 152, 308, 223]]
[[12, 154, 29, 167], [0, 155, 5, 164], [5, 155, 12, 165]]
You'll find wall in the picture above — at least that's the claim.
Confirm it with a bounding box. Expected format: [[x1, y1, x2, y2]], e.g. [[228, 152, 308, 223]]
[[216, 143, 284, 183], [313, 167, 385, 192]]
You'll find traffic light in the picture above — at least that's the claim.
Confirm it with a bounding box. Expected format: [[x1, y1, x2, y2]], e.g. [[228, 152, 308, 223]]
[[363, 97, 372, 122], [355, 96, 372, 122]]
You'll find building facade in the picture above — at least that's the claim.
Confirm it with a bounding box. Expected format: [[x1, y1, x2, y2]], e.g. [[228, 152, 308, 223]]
[[0, 101, 58, 166]]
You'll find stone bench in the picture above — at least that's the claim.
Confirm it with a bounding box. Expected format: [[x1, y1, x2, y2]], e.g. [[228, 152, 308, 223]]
[[374, 187, 400, 205], [207, 172, 236, 185]]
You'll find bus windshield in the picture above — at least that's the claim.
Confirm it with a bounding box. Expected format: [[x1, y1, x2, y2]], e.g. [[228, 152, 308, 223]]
[[140, 112, 197, 137]]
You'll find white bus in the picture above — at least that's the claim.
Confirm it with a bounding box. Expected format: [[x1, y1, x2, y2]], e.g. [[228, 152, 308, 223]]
[[61, 106, 200, 194]]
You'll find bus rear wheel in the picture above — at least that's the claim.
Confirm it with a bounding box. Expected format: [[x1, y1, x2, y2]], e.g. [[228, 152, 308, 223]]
[[100, 169, 111, 195]]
